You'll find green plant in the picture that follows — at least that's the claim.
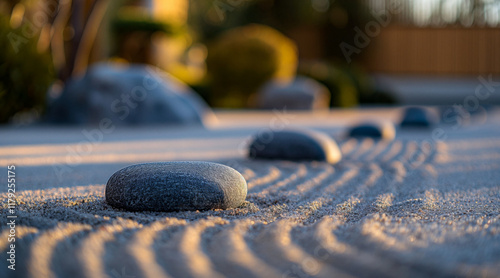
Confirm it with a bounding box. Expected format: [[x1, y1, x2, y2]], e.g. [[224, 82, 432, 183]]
[[189, 0, 373, 62], [205, 24, 297, 108], [0, 16, 54, 123]]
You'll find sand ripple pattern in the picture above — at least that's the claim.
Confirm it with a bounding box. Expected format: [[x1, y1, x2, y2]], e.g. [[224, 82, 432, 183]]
[[1, 138, 500, 278]]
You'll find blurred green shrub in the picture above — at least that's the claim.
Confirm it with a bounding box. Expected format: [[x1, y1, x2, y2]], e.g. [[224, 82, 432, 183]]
[[189, 0, 372, 62], [342, 66, 396, 105], [298, 61, 396, 107], [205, 24, 297, 108], [188, 0, 392, 108], [0, 16, 54, 123], [298, 61, 358, 107]]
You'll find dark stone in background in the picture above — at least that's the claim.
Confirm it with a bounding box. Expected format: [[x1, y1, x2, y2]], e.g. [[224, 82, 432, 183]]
[[400, 106, 438, 128], [47, 63, 215, 126], [255, 76, 330, 110], [248, 128, 342, 164], [348, 122, 396, 140]]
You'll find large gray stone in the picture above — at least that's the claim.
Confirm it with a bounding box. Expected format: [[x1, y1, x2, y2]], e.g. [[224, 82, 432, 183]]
[[47, 63, 215, 126], [106, 161, 247, 212], [248, 129, 342, 164], [255, 76, 330, 110]]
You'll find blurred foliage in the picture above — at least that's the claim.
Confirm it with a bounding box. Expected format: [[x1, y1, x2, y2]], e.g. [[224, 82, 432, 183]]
[[187, 0, 392, 108], [189, 0, 372, 61], [111, 7, 185, 36], [299, 61, 396, 107], [242, 0, 372, 61], [0, 15, 54, 123], [110, 6, 185, 63], [298, 62, 358, 107], [109, 3, 202, 85], [205, 24, 297, 108], [112, 17, 176, 35]]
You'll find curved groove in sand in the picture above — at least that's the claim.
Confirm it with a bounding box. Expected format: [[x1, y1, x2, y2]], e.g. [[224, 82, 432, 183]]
[[313, 218, 350, 253], [289, 164, 360, 212], [7, 128, 500, 278], [0, 226, 38, 251], [401, 141, 420, 162], [302, 164, 379, 220], [247, 166, 281, 191], [259, 164, 308, 195], [127, 219, 186, 278], [208, 220, 282, 278], [293, 164, 335, 194], [339, 138, 359, 156], [77, 221, 140, 278], [252, 220, 349, 278], [364, 139, 391, 161], [28, 223, 91, 278], [241, 168, 256, 180], [166, 218, 227, 278], [389, 161, 408, 184], [348, 163, 384, 199], [320, 166, 359, 195], [296, 217, 397, 277], [350, 138, 375, 160], [381, 140, 404, 162]]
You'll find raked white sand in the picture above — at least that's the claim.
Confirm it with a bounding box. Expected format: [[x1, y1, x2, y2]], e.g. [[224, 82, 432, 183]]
[[1, 108, 500, 278]]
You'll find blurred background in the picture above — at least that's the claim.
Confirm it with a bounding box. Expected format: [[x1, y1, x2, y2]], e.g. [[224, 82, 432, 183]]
[[1, 0, 499, 125]]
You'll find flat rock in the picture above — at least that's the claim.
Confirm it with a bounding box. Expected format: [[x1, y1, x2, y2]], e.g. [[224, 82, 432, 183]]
[[106, 161, 247, 212], [248, 129, 342, 164], [348, 122, 396, 140], [400, 107, 438, 128]]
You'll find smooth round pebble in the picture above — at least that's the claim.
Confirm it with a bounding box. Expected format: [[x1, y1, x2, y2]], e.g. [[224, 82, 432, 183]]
[[248, 129, 342, 164], [400, 106, 438, 127], [348, 122, 396, 140], [256, 76, 331, 110], [106, 161, 247, 212]]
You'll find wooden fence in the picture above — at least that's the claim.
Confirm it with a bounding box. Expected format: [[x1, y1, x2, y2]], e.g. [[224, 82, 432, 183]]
[[362, 26, 500, 75]]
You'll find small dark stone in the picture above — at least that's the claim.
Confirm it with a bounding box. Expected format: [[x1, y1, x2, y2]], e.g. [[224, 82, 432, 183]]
[[255, 76, 330, 110], [400, 107, 438, 128], [248, 129, 342, 164], [106, 161, 247, 212], [348, 122, 395, 140]]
